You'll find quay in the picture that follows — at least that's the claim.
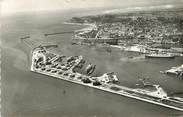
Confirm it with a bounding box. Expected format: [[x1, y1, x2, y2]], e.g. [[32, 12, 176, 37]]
[[31, 47, 183, 112], [32, 70, 183, 112], [165, 64, 183, 77]]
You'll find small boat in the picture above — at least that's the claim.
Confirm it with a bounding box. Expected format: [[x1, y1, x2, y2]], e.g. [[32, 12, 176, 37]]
[[145, 53, 175, 58], [20, 36, 30, 40], [88, 65, 96, 75], [86, 63, 96, 75]]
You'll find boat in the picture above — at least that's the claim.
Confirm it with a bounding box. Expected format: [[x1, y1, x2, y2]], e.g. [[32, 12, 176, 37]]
[[30, 47, 183, 112], [20, 36, 30, 40], [145, 53, 175, 58], [85, 63, 96, 75]]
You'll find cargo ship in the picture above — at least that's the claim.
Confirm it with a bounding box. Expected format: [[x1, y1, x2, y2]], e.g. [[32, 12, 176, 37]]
[[145, 53, 175, 58], [31, 47, 183, 112]]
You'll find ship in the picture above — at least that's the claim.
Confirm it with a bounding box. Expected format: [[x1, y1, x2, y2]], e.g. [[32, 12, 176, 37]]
[[85, 63, 96, 75], [145, 53, 175, 58], [31, 47, 183, 112]]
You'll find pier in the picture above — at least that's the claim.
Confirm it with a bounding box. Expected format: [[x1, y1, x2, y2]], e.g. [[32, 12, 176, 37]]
[[44, 31, 74, 36]]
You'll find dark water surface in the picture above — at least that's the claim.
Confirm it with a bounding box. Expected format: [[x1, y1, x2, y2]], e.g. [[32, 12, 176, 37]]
[[1, 11, 183, 117]]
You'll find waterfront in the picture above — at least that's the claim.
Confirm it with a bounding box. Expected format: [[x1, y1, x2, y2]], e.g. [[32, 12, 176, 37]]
[[1, 11, 183, 117]]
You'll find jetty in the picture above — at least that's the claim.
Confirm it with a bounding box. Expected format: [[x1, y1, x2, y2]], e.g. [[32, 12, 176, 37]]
[[44, 31, 74, 36]]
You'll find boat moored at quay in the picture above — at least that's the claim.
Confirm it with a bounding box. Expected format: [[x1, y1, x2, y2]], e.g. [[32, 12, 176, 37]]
[[31, 46, 183, 112]]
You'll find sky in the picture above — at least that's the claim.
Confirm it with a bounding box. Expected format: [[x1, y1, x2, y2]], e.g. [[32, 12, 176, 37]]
[[1, 0, 183, 15]]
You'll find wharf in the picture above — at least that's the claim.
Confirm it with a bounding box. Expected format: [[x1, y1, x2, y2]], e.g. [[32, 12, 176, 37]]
[[165, 65, 183, 77], [31, 47, 183, 112], [31, 69, 183, 112]]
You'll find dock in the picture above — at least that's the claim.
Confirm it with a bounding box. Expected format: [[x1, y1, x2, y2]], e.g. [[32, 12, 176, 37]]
[[165, 64, 183, 77], [30, 47, 183, 112]]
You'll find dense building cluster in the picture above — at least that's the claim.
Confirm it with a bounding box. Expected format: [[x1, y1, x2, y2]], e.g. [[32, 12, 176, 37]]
[[96, 16, 182, 44], [71, 9, 183, 46]]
